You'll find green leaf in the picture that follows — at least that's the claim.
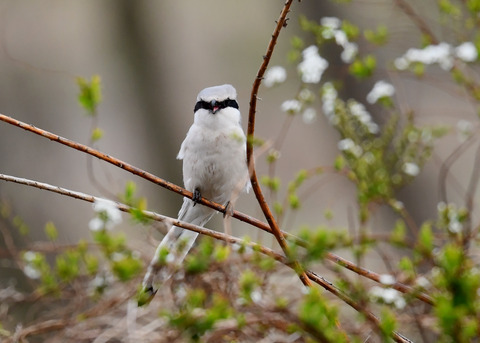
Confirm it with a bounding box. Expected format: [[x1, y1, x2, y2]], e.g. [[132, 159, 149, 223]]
[[112, 253, 142, 281], [13, 216, 29, 235], [341, 20, 360, 40], [288, 193, 300, 209], [90, 127, 104, 142], [213, 244, 230, 262], [76, 75, 102, 115], [364, 25, 388, 45], [334, 155, 346, 170], [349, 55, 376, 79], [416, 221, 434, 256], [390, 219, 406, 245], [379, 307, 397, 338], [55, 250, 80, 281], [44, 221, 58, 241]]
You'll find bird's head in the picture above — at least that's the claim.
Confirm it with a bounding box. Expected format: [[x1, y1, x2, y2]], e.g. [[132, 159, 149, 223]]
[[194, 84, 239, 115]]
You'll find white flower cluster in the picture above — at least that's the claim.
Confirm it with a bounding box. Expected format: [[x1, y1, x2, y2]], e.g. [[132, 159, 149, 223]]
[[402, 162, 420, 176], [281, 92, 318, 123], [297, 45, 329, 83], [321, 82, 338, 123], [281, 99, 302, 114], [320, 16, 358, 63], [456, 119, 473, 142], [348, 100, 379, 134], [437, 201, 464, 233], [395, 41, 478, 71], [369, 286, 406, 309], [264, 66, 287, 88], [23, 251, 42, 279], [366, 80, 395, 104], [338, 138, 363, 157], [89, 198, 123, 232]]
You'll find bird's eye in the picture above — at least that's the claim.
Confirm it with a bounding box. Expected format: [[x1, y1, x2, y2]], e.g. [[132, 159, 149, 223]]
[[224, 99, 239, 109], [194, 100, 211, 113]]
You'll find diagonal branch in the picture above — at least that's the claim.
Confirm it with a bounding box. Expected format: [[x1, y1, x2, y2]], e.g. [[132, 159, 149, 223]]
[[0, 171, 433, 305], [0, 173, 414, 343], [246, 0, 312, 287]]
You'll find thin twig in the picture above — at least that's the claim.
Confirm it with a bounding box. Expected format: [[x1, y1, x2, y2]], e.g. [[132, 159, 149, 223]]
[[246, 0, 311, 287], [0, 172, 433, 305], [0, 113, 262, 234], [0, 174, 418, 341]]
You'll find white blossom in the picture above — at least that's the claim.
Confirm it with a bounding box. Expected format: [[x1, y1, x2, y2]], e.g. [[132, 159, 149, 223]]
[[334, 30, 348, 46], [455, 42, 478, 62], [251, 289, 263, 304], [338, 138, 363, 157], [22, 251, 41, 279], [321, 82, 338, 120], [391, 200, 405, 211], [320, 16, 341, 30], [23, 251, 38, 263], [88, 217, 104, 232], [366, 81, 395, 104], [415, 276, 430, 288], [297, 45, 329, 84], [298, 88, 314, 102], [264, 66, 287, 87], [302, 108, 317, 124], [457, 119, 473, 142], [402, 162, 420, 176], [370, 286, 406, 309], [394, 57, 409, 70], [437, 201, 447, 212], [405, 43, 453, 69], [320, 17, 358, 62], [90, 198, 122, 231], [340, 42, 358, 63], [23, 265, 41, 279], [348, 101, 379, 134], [338, 138, 355, 151], [449, 220, 463, 233], [379, 274, 396, 285], [281, 99, 302, 114]]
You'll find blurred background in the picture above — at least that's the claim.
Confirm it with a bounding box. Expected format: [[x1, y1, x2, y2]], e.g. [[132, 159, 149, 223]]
[[0, 0, 478, 296]]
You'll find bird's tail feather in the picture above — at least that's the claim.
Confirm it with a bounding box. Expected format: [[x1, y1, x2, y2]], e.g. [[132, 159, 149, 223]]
[[141, 198, 215, 299]]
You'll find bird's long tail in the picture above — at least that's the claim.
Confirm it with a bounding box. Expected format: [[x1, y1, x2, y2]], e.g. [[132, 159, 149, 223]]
[[141, 198, 215, 298]]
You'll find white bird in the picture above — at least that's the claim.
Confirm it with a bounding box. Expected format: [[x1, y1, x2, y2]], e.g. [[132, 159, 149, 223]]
[[142, 84, 249, 298]]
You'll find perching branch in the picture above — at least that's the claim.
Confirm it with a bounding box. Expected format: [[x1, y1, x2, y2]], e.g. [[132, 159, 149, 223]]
[[0, 113, 434, 307], [0, 173, 415, 343], [0, 172, 434, 308]]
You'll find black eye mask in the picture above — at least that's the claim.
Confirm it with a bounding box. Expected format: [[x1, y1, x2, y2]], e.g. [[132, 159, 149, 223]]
[[194, 98, 239, 114]]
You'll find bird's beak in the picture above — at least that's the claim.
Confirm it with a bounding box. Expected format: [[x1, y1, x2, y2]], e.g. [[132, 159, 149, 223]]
[[211, 100, 220, 114]]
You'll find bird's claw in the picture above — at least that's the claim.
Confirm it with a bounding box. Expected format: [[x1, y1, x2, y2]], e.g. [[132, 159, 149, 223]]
[[192, 188, 201, 206], [223, 201, 234, 218]]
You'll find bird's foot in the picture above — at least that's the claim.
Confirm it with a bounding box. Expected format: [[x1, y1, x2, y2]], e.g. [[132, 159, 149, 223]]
[[223, 201, 234, 218], [192, 188, 201, 206]]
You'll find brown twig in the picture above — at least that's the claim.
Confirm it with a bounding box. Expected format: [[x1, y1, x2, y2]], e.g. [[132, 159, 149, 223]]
[[0, 113, 262, 233], [246, 0, 311, 287], [0, 173, 419, 341], [4, 288, 134, 343], [0, 172, 433, 306]]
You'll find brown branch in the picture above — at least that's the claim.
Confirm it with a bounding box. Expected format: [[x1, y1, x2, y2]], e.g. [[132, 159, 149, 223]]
[[0, 113, 264, 235], [0, 173, 433, 306], [246, 0, 311, 287], [0, 174, 418, 341], [393, 0, 438, 44], [4, 288, 134, 343]]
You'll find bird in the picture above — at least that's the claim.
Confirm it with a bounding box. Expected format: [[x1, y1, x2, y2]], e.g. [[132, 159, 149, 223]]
[[141, 84, 250, 301]]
